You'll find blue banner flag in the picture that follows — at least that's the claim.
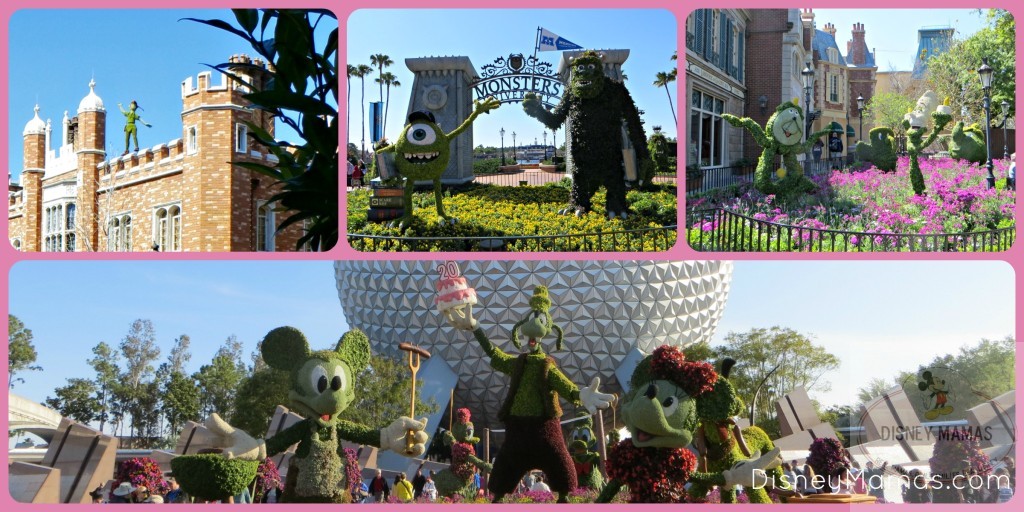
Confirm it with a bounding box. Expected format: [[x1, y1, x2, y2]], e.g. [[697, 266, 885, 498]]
[[369, 102, 384, 143], [537, 28, 583, 52]]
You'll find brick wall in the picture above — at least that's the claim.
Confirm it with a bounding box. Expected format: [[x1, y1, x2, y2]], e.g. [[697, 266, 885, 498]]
[[743, 9, 789, 162]]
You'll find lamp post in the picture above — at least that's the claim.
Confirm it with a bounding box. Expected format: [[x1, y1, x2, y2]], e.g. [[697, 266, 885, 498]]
[[759, 94, 769, 115], [802, 62, 816, 163], [1000, 100, 1010, 160], [500, 127, 506, 166], [543, 131, 548, 161], [978, 58, 995, 189], [857, 94, 866, 145], [749, 363, 782, 427], [512, 131, 517, 163]]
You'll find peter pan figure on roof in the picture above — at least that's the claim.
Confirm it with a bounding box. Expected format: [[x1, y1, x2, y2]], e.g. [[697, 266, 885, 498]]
[[119, 100, 152, 155]]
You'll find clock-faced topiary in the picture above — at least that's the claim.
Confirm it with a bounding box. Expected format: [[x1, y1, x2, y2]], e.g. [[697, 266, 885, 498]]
[[523, 50, 654, 219], [204, 327, 428, 503], [722, 99, 832, 201], [596, 346, 782, 503], [375, 98, 500, 229]]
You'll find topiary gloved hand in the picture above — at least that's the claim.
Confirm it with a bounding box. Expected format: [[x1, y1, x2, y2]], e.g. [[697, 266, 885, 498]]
[[380, 416, 430, 456], [206, 413, 267, 461], [579, 376, 615, 414], [720, 447, 782, 488]]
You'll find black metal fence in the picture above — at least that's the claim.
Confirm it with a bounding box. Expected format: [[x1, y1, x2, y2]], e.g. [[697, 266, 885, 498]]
[[349, 224, 679, 252], [687, 209, 1015, 252], [686, 158, 849, 197]]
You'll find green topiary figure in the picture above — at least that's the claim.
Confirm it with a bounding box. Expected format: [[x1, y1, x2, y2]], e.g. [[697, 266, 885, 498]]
[[596, 346, 782, 503], [854, 127, 898, 172], [375, 97, 500, 228], [522, 50, 653, 219], [203, 327, 428, 503], [948, 121, 987, 165], [434, 408, 492, 499], [722, 99, 832, 201], [566, 412, 605, 490], [648, 131, 671, 175], [902, 110, 953, 195], [688, 358, 787, 503], [444, 284, 614, 503]]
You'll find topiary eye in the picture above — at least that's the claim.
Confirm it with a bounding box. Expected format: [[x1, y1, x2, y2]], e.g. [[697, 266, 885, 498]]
[[662, 396, 680, 416], [587, 64, 596, 71], [406, 123, 436, 145], [331, 364, 345, 391], [311, 366, 328, 393], [576, 64, 585, 73]]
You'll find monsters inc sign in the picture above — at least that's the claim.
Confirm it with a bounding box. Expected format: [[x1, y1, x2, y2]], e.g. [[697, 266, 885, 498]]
[[472, 53, 563, 109]]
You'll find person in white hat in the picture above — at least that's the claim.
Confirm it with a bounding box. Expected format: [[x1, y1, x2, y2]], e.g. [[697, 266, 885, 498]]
[[145, 495, 165, 504], [110, 482, 136, 504]]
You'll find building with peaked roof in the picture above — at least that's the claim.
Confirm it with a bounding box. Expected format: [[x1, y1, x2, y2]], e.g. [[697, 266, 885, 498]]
[[912, 27, 955, 79], [8, 55, 309, 252]]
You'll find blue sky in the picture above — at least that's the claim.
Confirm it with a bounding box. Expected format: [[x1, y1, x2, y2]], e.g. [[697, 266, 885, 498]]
[[8, 261, 1013, 410], [812, 9, 987, 72], [345, 9, 678, 150], [7, 9, 335, 182]]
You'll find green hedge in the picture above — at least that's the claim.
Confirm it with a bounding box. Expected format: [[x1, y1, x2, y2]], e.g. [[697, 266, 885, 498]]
[[170, 454, 259, 502]]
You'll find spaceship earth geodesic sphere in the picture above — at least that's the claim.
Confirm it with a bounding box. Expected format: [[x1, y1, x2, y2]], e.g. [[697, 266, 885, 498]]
[[335, 260, 733, 429]]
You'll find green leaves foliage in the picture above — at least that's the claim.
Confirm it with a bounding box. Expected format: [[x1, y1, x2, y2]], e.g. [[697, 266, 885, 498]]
[[186, 10, 338, 250]]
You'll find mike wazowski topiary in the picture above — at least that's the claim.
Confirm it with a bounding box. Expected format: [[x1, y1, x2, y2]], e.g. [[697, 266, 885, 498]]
[[522, 50, 653, 219], [722, 99, 832, 201], [375, 97, 500, 229], [200, 327, 428, 503], [596, 346, 782, 503], [854, 127, 898, 172]]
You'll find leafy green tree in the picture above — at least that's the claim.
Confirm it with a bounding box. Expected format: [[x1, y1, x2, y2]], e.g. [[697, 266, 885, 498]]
[[119, 319, 161, 441], [715, 327, 841, 428], [162, 370, 201, 441], [167, 335, 192, 375], [187, 9, 339, 250], [45, 378, 100, 424], [339, 354, 437, 428], [863, 91, 915, 138], [8, 315, 41, 389], [88, 341, 121, 433], [195, 337, 248, 418], [682, 340, 716, 364], [370, 53, 393, 103], [230, 367, 292, 438], [926, 10, 1014, 125]]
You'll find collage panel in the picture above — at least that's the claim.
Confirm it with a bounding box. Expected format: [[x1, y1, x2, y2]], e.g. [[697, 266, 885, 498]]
[[683, 8, 1016, 252], [5, 259, 1017, 504], [6, 9, 339, 253], [344, 9, 680, 253]]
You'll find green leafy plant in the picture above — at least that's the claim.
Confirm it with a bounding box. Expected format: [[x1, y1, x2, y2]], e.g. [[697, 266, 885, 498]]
[[185, 9, 339, 250], [171, 454, 259, 502]]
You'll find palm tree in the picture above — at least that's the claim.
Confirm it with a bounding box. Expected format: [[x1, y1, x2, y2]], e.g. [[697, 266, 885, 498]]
[[654, 70, 677, 126], [370, 54, 393, 102], [377, 72, 402, 136], [355, 64, 374, 160], [670, 51, 678, 80], [346, 64, 358, 150]]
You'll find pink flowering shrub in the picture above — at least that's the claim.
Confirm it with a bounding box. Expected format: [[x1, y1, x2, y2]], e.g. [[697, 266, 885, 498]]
[[688, 157, 1014, 251], [252, 458, 283, 503], [114, 457, 169, 496]]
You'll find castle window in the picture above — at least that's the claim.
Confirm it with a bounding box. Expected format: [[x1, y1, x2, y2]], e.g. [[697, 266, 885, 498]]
[[43, 202, 74, 252], [257, 202, 275, 252], [689, 90, 726, 168], [830, 74, 839, 102], [153, 204, 182, 252], [187, 125, 198, 154], [235, 124, 248, 153], [107, 213, 132, 252]]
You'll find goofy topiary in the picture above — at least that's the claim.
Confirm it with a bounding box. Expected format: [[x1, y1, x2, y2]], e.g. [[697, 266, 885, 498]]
[[204, 327, 428, 503], [597, 346, 782, 503], [444, 285, 614, 503]]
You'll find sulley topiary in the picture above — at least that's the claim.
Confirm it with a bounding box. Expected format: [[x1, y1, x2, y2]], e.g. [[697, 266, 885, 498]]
[[444, 284, 614, 503], [523, 50, 653, 219], [854, 127, 898, 172], [434, 408, 492, 499], [375, 97, 500, 229], [203, 327, 428, 503], [565, 411, 605, 490], [596, 346, 782, 503], [722, 99, 832, 201], [689, 358, 788, 503], [948, 121, 987, 165]]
